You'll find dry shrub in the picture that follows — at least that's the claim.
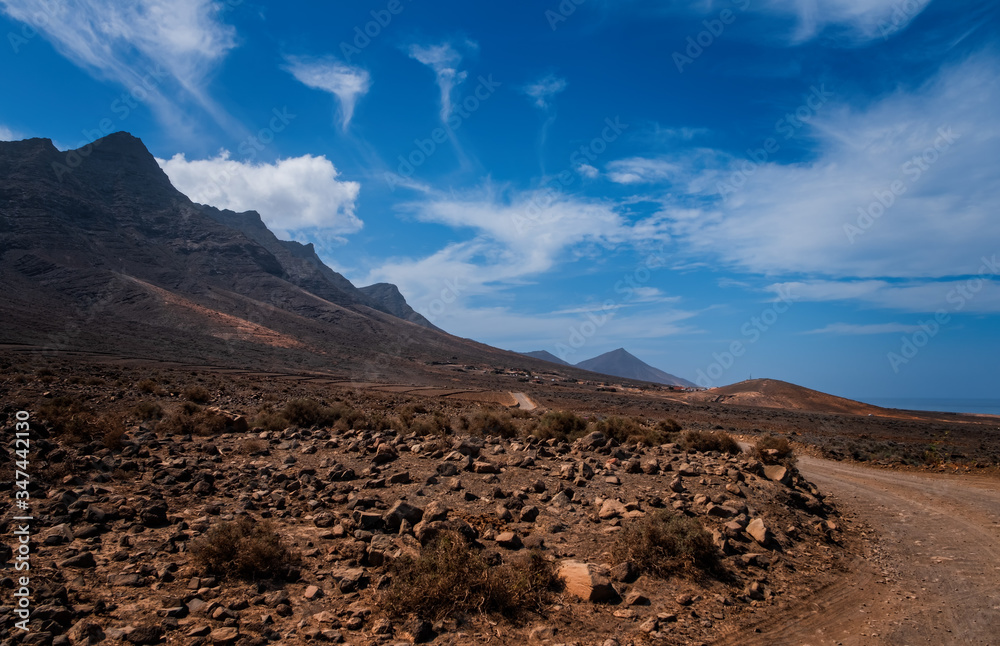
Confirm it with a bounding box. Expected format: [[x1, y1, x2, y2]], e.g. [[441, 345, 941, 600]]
[[157, 407, 228, 436], [182, 385, 212, 404], [591, 416, 666, 446], [253, 409, 287, 432], [190, 516, 296, 581], [132, 401, 163, 421], [100, 414, 127, 450], [754, 435, 795, 465], [137, 378, 159, 394], [409, 412, 453, 437], [613, 510, 717, 578], [658, 418, 682, 434], [381, 531, 559, 621], [467, 411, 517, 438], [281, 398, 363, 428], [239, 439, 268, 455], [680, 429, 741, 455], [38, 396, 97, 442], [532, 410, 587, 442]]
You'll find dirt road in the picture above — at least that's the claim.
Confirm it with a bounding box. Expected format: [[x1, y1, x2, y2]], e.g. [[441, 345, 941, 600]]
[[718, 457, 1000, 645], [510, 392, 537, 411]]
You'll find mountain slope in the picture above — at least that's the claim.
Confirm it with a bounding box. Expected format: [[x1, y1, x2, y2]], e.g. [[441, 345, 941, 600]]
[[521, 350, 571, 366], [358, 283, 440, 331], [0, 132, 572, 379], [576, 348, 696, 387]]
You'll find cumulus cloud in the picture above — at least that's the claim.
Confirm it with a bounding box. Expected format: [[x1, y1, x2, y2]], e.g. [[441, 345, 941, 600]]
[[408, 41, 475, 123], [523, 74, 567, 110], [285, 58, 370, 130], [1, 0, 237, 127], [157, 152, 363, 237], [635, 55, 1000, 290]]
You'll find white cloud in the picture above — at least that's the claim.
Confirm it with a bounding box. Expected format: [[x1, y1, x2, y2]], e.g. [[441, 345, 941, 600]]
[[644, 55, 1000, 286], [576, 163, 600, 179], [366, 184, 670, 309], [804, 322, 923, 335], [523, 74, 567, 110], [285, 58, 370, 130], [757, 0, 932, 43], [408, 41, 475, 123], [157, 152, 362, 237], [607, 157, 682, 184], [1, 0, 237, 128], [766, 275, 1000, 314], [0, 125, 19, 141]]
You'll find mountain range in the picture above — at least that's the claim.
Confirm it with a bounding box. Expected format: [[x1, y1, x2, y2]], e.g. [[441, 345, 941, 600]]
[[524, 347, 696, 388], [0, 132, 566, 379]]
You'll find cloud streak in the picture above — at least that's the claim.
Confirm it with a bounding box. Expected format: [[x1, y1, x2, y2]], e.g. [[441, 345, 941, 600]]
[[408, 41, 475, 124], [1, 0, 238, 130], [285, 58, 371, 131]]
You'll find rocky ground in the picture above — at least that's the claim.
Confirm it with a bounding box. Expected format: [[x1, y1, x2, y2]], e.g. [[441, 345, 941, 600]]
[[0, 364, 854, 646]]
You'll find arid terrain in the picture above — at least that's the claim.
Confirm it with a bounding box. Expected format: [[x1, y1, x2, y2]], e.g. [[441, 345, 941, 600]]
[[2, 349, 998, 646]]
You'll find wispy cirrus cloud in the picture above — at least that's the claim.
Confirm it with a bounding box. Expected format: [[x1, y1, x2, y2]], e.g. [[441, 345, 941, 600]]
[[1, 0, 238, 130], [756, 0, 933, 43], [157, 152, 362, 239], [285, 57, 370, 131], [804, 322, 923, 335], [0, 124, 20, 141], [523, 74, 567, 110], [408, 41, 476, 124], [622, 55, 1000, 293]]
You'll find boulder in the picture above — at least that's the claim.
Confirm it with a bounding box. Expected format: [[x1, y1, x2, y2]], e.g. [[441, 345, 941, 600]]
[[747, 518, 771, 544], [763, 465, 790, 485], [557, 561, 619, 603]]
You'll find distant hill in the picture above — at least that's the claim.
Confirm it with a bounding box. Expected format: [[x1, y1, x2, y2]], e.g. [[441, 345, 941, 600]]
[[575, 348, 696, 387], [684, 378, 888, 416], [521, 350, 571, 366]]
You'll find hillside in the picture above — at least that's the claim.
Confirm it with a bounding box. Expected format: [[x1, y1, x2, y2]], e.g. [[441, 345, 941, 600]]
[[685, 378, 889, 416], [0, 132, 588, 381], [576, 348, 696, 387]]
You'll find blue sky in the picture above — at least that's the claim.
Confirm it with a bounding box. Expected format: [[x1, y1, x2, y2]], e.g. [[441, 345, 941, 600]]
[[2, 0, 999, 400]]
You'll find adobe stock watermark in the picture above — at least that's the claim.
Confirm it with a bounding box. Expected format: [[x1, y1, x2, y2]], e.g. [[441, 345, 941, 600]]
[[385, 75, 501, 191], [423, 277, 463, 325], [673, 0, 751, 73], [340, 0, 416, 62], [887, 254, 998, 373], [716, 84, 833, 198], [844, 126, 959, 244], [512, 116, 628, 234], [553, 248, 666, 362], [6, 0, 59, 53], [877, 0, 930, 40], [695, 285, 797, 388], [545, 0, 587, 31]]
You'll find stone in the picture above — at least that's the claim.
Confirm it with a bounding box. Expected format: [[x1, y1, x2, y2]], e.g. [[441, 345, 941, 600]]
[[209, 627, 240, 644], [472, 460, 500, 474], [304, 585, 323, 600], [423, 500, 449, 522], [496, 531, 522, 550], [519, 505, 540, 523], [669, 477, 685, 493], [403, 618, 434, 643], [313, 512, 337, 528], [677, 463, 699, 477], [557, 561, 619, 603], [384, 501, 424, 532], [706, 503, 736, 518], [598, 498, 626, 520], [624, 591, 650, 606], [763, 465, 790, 485], [59, 552, 97, 569], [373, 443, 399, 464], [580, 431, 607, 448], [747, 518, 771, 545]]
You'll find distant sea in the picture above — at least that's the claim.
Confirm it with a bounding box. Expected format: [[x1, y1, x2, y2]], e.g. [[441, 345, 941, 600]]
[[860, 397, 1000, 416]]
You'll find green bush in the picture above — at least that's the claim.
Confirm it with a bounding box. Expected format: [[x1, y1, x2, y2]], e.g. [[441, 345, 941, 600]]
[[532, 410, 587, 442], [190, 517, 296, 581], [613, 510, 717, 578], [680, 430, 741, 455], [381, 532, 559, 620]]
